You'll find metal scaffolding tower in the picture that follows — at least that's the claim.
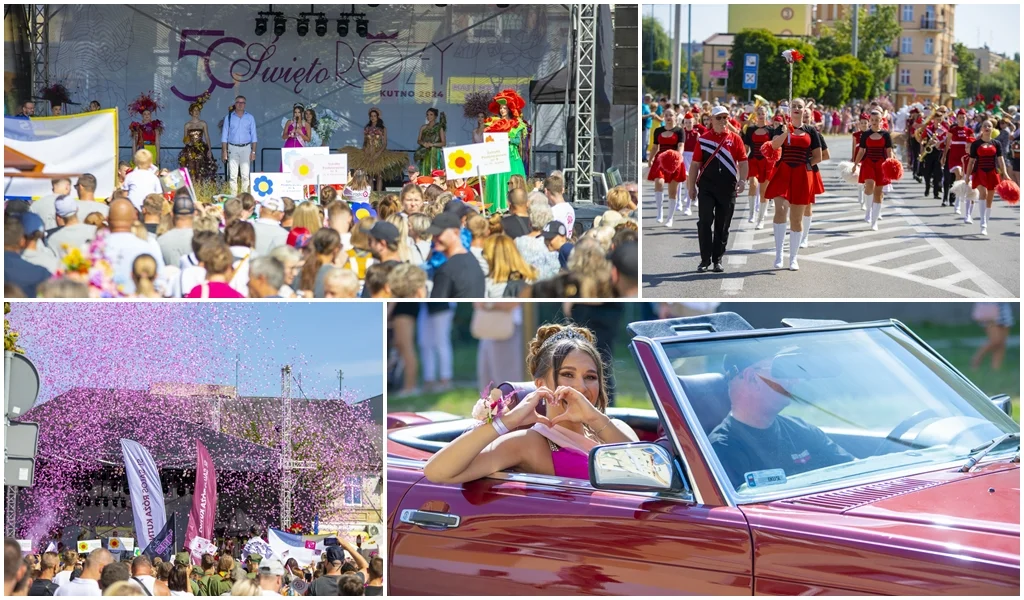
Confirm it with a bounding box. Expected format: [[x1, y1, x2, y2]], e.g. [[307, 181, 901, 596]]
[[572, 4, 597, 203], [29, 5, 49, 98], [278, 366, 315, 529], [5, 487, 17, 538]]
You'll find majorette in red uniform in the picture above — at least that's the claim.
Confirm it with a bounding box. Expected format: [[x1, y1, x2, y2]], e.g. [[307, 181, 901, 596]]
[[854, 112, 894, 231], [965, 120, 1006, 236], [741, 107, 779, 228], [679, 113, 701, 216], [802, 109, 828, 248], [852, 113, 871, 209], [942, 108, 974, 210], [647, 111, 685, 225], [764, 113, 821, 271]]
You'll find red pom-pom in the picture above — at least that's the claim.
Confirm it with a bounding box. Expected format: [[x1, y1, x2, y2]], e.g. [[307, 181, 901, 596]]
[[881, 157, 904, 181], [996, 180, 1020, 205], [759, 141, 779, 163], [655, 149, 683, 176]]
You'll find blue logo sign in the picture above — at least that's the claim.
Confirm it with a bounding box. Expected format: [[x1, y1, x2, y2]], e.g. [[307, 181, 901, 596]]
[[743, 53, 759, 90]]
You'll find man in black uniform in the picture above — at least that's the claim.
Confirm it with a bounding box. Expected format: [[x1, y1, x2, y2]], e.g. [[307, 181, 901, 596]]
[[686, 106, 749, 273], [707, 349, 854, 489]]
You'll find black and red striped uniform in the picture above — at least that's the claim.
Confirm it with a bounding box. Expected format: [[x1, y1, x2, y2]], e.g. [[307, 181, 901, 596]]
[[945, 125, 975, 172], [647, 126, 684, 181], [809, 127, 827, 202], [858, 130, 893, 186], [743, 125, 779, 181], [970, 139, 1003, 190], [764, 128, 819, 205]]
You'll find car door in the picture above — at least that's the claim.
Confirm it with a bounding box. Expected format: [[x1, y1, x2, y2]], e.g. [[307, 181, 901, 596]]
[[389, 335, 753, 596]]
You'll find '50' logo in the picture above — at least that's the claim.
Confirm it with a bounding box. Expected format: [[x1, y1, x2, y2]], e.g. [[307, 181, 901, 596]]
[[170, 30, 247, 102]]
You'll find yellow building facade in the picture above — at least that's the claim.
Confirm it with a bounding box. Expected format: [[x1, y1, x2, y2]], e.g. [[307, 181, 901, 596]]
[[728, 4, 812, 37]]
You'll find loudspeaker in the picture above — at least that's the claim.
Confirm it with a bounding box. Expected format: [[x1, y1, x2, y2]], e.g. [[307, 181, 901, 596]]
[[612, 4, 638, 106]]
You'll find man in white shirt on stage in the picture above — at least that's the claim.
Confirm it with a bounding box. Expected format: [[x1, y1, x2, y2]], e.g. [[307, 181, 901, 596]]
[[221, 96, 258, 195]]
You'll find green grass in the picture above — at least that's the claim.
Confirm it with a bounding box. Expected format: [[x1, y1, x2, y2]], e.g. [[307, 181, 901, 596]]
[[391, 322, 1020, 424]]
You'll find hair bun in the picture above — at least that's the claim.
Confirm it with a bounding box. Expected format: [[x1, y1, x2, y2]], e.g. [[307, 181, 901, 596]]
[[526, 324, 595, 375]]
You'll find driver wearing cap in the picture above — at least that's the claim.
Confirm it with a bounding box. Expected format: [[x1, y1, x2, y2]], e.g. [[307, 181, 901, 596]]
[[709, 351, 854, 489]]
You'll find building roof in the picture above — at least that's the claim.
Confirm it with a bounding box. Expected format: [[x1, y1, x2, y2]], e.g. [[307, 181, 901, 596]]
[[703, 33, 735, 46]]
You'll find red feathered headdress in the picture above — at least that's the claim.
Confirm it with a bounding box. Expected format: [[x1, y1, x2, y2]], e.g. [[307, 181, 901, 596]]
[[488, 89, 526, 117], [39, 83, 73, 106], [129, 91, 163, 116]]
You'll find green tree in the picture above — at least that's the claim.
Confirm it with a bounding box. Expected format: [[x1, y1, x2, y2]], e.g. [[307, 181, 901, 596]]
[[953, 42, 981, 101], [821, 55, 874, 106], [644, 58, 699, 98], [813, 5, 901, 98], [4, 303, 23, 354], [728, 29, 820, 102], [643, 17, 670, 72], [979, 58, 1021, 107]]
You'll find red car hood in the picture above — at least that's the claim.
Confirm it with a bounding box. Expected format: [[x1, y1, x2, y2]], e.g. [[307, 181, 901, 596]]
[[845, 463, 1019, 536]]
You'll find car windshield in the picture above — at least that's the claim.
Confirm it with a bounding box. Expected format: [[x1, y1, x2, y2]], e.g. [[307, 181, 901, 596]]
[[661, 324, 1020, 500]]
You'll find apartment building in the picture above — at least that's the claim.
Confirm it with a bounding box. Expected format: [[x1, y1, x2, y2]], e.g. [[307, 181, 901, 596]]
[[815, 4, 957, 106]]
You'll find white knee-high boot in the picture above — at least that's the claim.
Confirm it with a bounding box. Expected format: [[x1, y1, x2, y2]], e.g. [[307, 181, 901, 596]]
[[800, 215, 812, 248], [665, 195, 678, 227], [964, 199, 973, 224], [655, 190, 664, 222], [789, 229, 801, 270], [755, 200, 769, 229], [747, 194, 757, 223], [870, 202, 882, 231], [858, 186, 866, 210], [954, 193, 962, 214], [864, 197, 873, 222], [980, 205, 989, 235], [773, 223, 786, 269]]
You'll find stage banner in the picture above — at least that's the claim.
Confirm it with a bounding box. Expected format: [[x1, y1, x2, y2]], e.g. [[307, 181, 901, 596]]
[[3, 110, 118, 200], [268, 528, 316, 566], [310, 154, 348, 186], [443, 135, 511, 179], [120, 439, 168, 552], [184, 440, 217, 557], [250, 173, 305, 200], [77, 539, 102, 553], [142, 514, 176, 563]]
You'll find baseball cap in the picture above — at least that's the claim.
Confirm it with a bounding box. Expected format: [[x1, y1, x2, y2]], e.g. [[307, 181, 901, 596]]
[[425, 212, 462, 236], [443, 199, 471, 217], [711, 106, 729, 117], [172, 193, 196, 216], [173, 552, 191, 566], [20, 212, 45, 236], [54, 194, 78, 217], [259, 559, 285, 576], [260, 197, 285, 212], [286, 227, 312, 249], [368, 221, 400, 245], [541, 220, 567, 240], [605, 241, 637, 280]]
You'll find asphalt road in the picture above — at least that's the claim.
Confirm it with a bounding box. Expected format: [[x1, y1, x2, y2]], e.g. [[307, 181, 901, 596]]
[[642, 136, 1020, 298]]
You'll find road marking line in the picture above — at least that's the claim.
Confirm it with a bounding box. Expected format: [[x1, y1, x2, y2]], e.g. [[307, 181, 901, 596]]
[[727, 255, 748, 265], [894, 256, 951, 274], [732, 230, 755, 251], [720, 279, 744, 295], [932, 270, 979, 286], [808, 236, 912, 258], [854, 244, 933, 265]]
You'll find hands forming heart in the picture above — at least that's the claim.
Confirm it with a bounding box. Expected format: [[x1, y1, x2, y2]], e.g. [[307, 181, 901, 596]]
[[547, 386, 601, 428], [501, 386, 554, 430]]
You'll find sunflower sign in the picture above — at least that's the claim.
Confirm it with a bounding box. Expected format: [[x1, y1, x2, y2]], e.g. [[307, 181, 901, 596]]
[[281, 146, 329, 175], [78, 539, 102, 553], [443, 134, 510, 179]]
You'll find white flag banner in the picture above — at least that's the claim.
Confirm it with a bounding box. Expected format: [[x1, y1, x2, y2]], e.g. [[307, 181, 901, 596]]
[[120, 439, 167, 552], [267, 528, 316, 566], [241, 536, 275, 561], [442, 135, 511, 180], [3, 110, 118, 199]]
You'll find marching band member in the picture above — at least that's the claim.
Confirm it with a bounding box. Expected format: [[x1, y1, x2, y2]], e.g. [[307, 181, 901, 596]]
[[919, 107, 948, 201], [852, 113, 870, 209], [741, 105, 778, 227], [941, 108, 975, 210], [906, 105, 922, 180], [853, 109, 895, 231], [965, 119, 1009, 236], [647, 109, 685, 225], [679, 112, 702, 216], [764, 99, 821, 270]]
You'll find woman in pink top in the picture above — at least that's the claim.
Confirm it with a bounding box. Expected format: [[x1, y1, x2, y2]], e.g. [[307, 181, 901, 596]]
[[424, 324, 638, 483], [185, 241, 245, 298]]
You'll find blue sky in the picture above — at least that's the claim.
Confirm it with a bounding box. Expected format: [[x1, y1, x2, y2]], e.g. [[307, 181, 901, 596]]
[[7, 302, 384, 402], [647, 4, 1021, 57]]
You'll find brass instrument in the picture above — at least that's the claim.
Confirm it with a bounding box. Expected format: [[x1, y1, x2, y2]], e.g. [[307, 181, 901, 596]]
[[913, 111, 940, 142], [918, 125, 942, 161]]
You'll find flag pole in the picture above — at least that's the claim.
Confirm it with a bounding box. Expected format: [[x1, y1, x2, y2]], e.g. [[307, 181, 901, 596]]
[[477, 166, 485, 217]]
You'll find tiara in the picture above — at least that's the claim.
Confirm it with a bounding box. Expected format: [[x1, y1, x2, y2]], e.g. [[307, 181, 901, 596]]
[[543, 328, 586, 346]]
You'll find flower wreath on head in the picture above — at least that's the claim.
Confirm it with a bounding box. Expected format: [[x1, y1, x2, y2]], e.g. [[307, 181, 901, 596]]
[[485, 89, 526, 133], [39, 83, 73, 107], [188, 91, 211, 115], [129, 91, 163, 117]]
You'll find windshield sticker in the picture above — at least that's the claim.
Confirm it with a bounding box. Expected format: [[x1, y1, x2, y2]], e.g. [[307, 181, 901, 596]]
[[744, 469, 788, 488]]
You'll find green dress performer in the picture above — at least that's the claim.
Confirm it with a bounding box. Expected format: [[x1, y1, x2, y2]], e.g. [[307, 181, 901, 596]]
[[483, 89, 528, 213], [414, 108, 447, 176]]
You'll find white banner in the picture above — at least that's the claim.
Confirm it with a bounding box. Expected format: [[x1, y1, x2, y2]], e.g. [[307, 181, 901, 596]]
[[311, 154, 349, 186], [281, 146, 330, 175], [442, 135, 510, 179], [267, 529, 316, 566], [3, 110, 118, 199], [188, 535, 217, 564], [17, 540, 32, 553], [241, 536, 275, 561], [77, 539, 102, 553], [107, 537, 135, 552], [250, 172, 305, 201], [120, 439, 167, 552]]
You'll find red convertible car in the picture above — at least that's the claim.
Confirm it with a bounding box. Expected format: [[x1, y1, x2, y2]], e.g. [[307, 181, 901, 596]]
[[387, 314, 1020, 595]]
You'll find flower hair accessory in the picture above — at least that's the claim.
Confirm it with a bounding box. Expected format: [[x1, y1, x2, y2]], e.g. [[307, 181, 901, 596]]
[[471, 387, 513, 424], [129, 91, 163, 116]]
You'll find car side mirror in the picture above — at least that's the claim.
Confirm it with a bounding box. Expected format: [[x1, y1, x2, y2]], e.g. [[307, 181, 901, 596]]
[[589, 442, 684, 493], [990, 394, 1013, 416]]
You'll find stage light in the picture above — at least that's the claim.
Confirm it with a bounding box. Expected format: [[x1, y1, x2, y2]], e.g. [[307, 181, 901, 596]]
[[274, 14, 287, 36], [121, 497, 127, 509], [102, 497, 109, 508], [356, 18, 369, 38], [255, 15, 268, 36], [337, 18, 349, 37], [177, 484, 186, 497], [315, 15, 328, 37], [297, 16, 309, 37]]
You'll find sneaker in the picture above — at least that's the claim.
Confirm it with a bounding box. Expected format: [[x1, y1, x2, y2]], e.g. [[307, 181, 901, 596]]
[[712, 262, 724, 273], [696, 261, 711, 273], [683, 207, 692, 216], [756, 221, 766, 230]]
